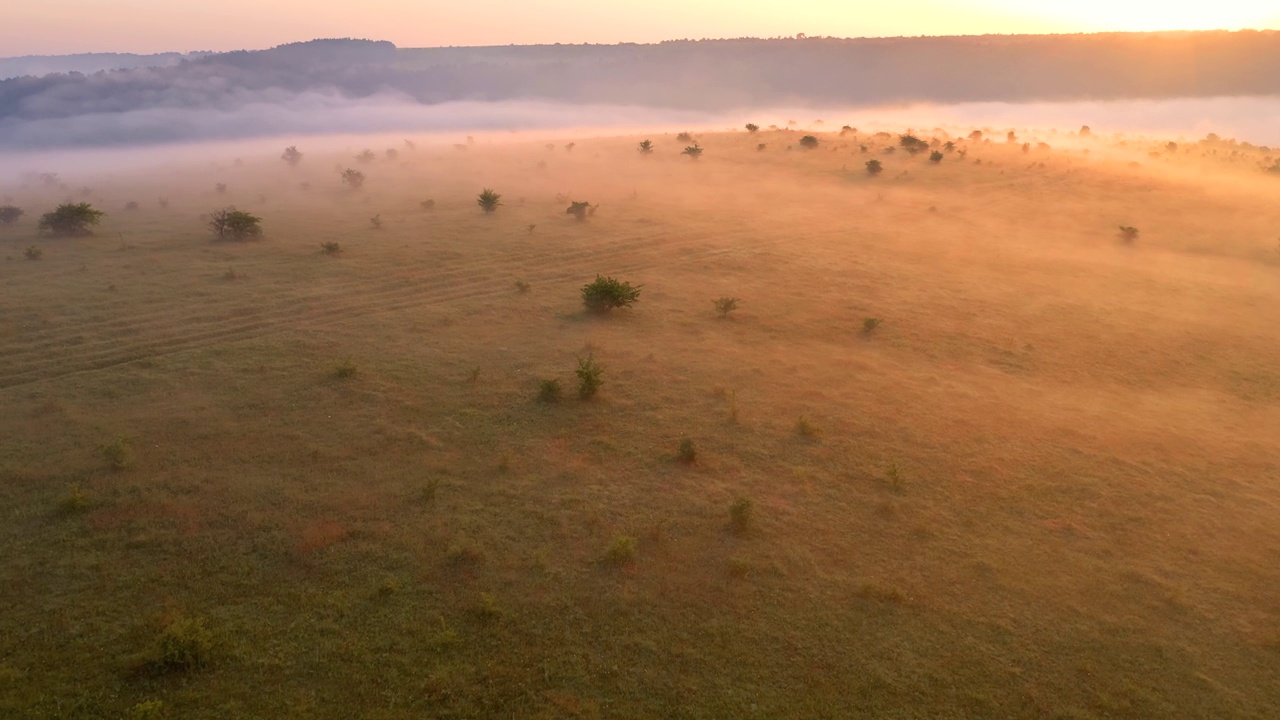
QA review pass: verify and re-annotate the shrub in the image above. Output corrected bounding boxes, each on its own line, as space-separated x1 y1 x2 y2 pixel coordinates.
566 201 592 220
320 241 342 255
862 317 882 334
58 485 91 514
153 617 213 672
100 436 133 470
799 135 819 149
581 275 641 313
369 214 382 230
683 144 704 160
477 188 502 213
729 497 754 535
207 207 263 241
757 143 767 152
943 141 956 152
214 183 227 195
713 296 739 318
420 199 436 210
514 279 531 293
281 146 303 166
124 201 139 211
1119 226 1140 242
865 160 884 175
795 416 821 440
576 354 603 399
340 168 365 190
677 438 697 464
0 205 24 224
38 203 105 236
537 378 562 403
385 148 399 161
638 139 654 155
676 131 694 142
23 245 42 260
885 462 904 492
929 151 944 164
334 358 358 378
603 535 637 566
355 149 376 163
745 123 759 133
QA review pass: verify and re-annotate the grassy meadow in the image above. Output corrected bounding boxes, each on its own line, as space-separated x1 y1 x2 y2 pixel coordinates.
1 125 1279 719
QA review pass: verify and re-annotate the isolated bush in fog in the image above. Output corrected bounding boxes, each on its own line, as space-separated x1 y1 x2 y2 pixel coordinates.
355 149 376 164
281 146 303 166
1118 226 1140 243
576 354 604 399
566 201 593 220
713 297 739 318
638 139 654 155
677 132 694 142
865 160 884 175
207 208 263 241
341 168 365 190
930 151 944 164
477 188 502 213
683 144 703 160
581 275 640 313
0 205 24 225
38 202 104 236
745 123 759 133
899 135 928 154
799 135 819 149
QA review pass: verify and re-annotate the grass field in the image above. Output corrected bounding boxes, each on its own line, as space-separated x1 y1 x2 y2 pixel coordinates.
2 126 1279 719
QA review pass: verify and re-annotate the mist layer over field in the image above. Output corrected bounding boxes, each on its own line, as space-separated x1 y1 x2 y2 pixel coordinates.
1 120 1278 718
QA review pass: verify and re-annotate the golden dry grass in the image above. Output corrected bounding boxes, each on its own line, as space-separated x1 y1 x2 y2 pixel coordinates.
1 127 1278 718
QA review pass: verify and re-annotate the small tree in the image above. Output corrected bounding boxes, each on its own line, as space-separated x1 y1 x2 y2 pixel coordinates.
281 146 303 166
207 208 263 241
943 141 956 152
638 139 654 155
477 188 502 213
745 123 760 133
929 151 944 164
0 205 23 225
799 135 819 149
38 203 105 236
683 144 703 160
713 297 739 318
576 354 604 399
341 168 365 190
355 149 376 164
566 201 592 220
676 132 694 142
1118 226 1140 243
865 160 884 175
581 275 641 313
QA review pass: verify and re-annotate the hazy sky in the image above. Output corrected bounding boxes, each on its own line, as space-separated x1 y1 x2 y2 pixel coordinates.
5 0 1280 55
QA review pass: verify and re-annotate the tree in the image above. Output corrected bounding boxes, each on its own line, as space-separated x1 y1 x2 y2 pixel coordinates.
713 297 739 318
899 134 928 154
683 144 703 160
355 149 376 163
638 139 654 155
581 275 641 313
799 135 819 149
566 201 593 220
745 123 760 133
676 132 694 142
943 141 956 152
477 188 502 213
341 168 365 190
0 205 23 225
281 146 303 166
207 208 263 241
929 151 944 164
576 354 604 399
38 203 105 236
1118 226 1139 243
865 160 884 175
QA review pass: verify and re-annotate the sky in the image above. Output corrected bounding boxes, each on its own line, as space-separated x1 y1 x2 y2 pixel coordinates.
4 0 1280 55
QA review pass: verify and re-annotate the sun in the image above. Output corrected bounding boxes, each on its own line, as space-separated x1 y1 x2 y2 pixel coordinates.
999 0 1280 33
